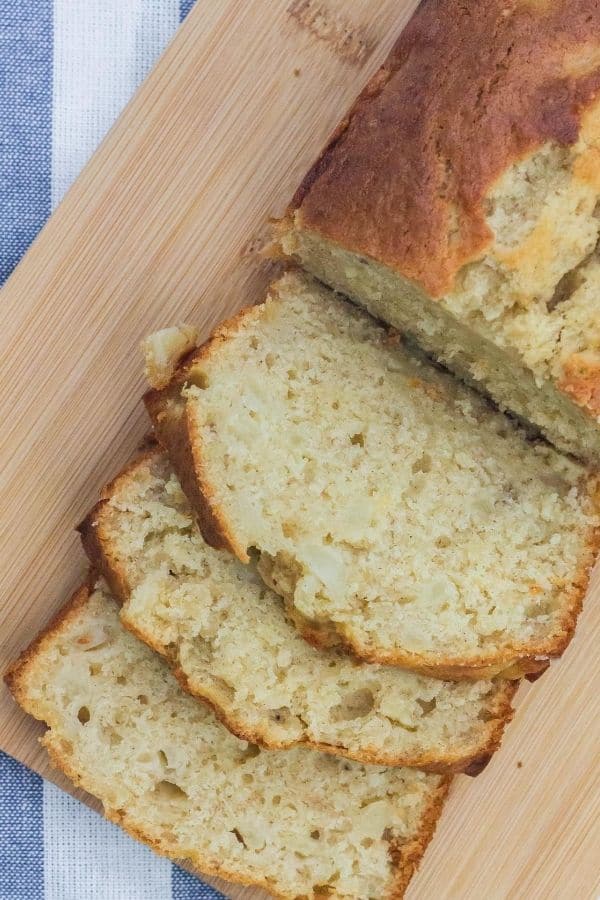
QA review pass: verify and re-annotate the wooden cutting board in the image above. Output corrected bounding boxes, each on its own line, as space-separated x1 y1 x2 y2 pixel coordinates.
0 1 598 897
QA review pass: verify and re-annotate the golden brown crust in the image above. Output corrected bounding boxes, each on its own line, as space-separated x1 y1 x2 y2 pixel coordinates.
80 448 517 773
77 446 166 600
558 352 600 418
8 584 448 900
145 380 238 557
5 583 94 695
291 0 600 297
79 504 131 602
144 310 263 563
388 776 451 900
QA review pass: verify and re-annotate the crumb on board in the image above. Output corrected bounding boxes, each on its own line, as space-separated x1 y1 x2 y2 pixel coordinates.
142 324 198 389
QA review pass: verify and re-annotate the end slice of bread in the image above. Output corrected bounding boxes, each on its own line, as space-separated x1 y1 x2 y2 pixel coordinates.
145 272 600 680
79 446 516 773
6 581 449 900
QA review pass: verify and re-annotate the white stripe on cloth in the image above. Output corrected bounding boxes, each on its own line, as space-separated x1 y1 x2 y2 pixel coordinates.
51 0 180 208
43 782 172 900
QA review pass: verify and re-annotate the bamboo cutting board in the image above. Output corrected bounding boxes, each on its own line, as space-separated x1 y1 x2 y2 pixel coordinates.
0 2 598 898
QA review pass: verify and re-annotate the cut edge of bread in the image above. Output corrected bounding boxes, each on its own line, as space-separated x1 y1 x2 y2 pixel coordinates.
78 446 518 774
5 581 451 900
143 276 600 681
144 317 255 563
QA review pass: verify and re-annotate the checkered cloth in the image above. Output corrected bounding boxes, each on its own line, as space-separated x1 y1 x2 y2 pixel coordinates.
0 2 223 897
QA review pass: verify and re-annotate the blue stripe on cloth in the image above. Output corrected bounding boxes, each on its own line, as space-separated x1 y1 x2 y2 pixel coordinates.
180 0 197 21
172 865 225 899
0 0 53 285
0 752 44 900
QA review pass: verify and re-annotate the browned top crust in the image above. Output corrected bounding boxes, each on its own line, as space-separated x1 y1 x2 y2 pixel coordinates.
293 0 600 297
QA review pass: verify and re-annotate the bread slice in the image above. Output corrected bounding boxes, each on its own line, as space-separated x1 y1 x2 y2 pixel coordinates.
145 271 600 680
6 580 449 900
277 0 600 462
79 445 516 773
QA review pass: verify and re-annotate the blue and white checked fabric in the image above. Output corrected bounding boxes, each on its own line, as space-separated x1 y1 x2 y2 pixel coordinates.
1 2 223 897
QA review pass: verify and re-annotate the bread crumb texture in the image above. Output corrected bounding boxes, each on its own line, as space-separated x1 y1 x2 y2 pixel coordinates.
8 583 448 899
178 272 599 671
284 0 600 459
87 448 515 770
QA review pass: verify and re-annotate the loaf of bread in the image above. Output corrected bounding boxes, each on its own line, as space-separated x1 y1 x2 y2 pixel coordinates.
6 580 449 899
145 271 600 680
277 0 600 462
79 445 516 772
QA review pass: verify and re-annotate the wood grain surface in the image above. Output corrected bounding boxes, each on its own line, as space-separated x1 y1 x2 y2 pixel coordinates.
0 2 598 898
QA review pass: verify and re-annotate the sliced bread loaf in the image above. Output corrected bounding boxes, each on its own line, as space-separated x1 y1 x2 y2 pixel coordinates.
145 271 600 680
6 580 449 900
277 0 600 462
79 446 516 772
